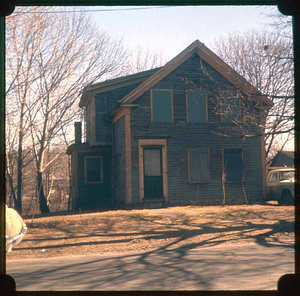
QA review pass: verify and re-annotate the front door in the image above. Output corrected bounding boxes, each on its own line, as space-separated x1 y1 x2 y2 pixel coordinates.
143 148 163 198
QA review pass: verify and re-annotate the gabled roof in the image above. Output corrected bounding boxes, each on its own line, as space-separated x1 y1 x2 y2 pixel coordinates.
79 68 161 108
280 151 295 159
272 150 295 161
117 40 272 108
270 150 295 168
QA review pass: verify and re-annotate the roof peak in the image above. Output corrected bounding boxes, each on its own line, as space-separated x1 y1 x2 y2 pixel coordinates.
115 40 272 107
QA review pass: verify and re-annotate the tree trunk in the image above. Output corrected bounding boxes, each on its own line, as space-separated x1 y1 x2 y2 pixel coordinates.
37 171 50 214
16 137 23 213
6 163 17 207
68 155 72 211
16 102 25 214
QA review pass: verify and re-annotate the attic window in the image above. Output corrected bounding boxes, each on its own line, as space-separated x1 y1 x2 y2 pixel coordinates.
186 90 207 123
220 90 240 123
84 156 103 184
151 89 173 123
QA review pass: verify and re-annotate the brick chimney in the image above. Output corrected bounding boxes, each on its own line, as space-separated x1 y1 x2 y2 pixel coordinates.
74 122 82 144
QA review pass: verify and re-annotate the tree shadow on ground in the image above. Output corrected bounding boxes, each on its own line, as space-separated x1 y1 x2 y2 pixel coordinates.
8 206 295 290
14 207 294 254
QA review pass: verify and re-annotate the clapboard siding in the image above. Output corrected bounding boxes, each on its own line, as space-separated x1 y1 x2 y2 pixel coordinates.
94 83 141 143
130 55 263 205
85 100 92 143
95 96 112 142
114 116 126 204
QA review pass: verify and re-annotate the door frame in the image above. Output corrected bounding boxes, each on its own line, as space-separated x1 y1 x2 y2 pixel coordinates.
138 139 168 203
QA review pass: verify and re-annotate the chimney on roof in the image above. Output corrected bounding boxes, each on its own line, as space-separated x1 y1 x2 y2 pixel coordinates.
74 122 82 144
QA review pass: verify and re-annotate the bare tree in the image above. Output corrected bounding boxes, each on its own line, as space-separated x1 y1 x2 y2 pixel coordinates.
5 8 40 213
211 29 294 162
6 7 129 213
128 45 167 74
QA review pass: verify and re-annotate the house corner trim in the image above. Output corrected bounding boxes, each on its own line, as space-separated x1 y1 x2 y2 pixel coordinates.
91 95 96 145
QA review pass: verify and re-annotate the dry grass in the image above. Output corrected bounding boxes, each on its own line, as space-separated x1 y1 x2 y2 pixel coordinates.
7 204 294 260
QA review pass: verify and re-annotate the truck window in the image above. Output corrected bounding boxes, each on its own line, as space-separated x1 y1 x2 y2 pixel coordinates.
280 171 295 181
269 172 278 182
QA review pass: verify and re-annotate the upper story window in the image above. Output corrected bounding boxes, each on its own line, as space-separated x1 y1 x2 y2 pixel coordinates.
151 89 173 123
84 156 103 184
186 90 207 123
223 148 243 182
220 90 240 123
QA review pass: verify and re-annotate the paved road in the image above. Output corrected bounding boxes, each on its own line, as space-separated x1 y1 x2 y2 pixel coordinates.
7 242 294 291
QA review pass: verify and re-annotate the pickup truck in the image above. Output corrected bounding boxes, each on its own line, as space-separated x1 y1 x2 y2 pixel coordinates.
266 168 295 205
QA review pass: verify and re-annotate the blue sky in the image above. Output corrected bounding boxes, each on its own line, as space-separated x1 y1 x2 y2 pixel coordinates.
88 5 279 59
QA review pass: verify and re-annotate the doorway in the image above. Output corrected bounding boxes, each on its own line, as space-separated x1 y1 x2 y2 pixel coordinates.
138 139 168 202
143 148 163 198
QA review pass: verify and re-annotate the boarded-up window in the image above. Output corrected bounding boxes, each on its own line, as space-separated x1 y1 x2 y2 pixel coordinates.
186 91 207 123
223 149 243 182
151 89 173 123
221 91 240 123
188 148 210 183
84 156 103 184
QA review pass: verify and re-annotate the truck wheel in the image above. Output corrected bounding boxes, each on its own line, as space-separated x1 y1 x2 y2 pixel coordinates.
281 191 294 206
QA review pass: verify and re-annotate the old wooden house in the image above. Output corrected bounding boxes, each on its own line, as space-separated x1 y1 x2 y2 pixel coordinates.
67 40 273 210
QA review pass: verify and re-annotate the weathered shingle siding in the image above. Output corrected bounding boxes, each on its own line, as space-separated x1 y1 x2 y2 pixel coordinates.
114 116 126 204
130 55 264 205
95 96 112 143
85 100 92 144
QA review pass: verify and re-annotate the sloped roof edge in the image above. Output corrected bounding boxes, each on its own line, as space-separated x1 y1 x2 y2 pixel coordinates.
118 40 273 108
276 151 294 159
79 67 161 108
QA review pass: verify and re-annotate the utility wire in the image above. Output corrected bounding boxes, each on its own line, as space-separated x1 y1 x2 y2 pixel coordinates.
12 6 177 14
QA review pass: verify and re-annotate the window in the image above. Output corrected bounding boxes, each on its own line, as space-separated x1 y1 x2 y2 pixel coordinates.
186 90 207 123
188 148 210 183
84 156 103 184
280 171 295 181
223 149 243 182
220 91 240 123
151 89 173 123
269 172 278 182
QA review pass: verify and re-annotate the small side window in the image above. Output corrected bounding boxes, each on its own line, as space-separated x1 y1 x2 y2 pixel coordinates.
84 156 103 184
269 173 278 182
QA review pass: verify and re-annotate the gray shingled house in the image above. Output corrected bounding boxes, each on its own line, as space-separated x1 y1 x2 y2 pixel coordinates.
67 40 273 210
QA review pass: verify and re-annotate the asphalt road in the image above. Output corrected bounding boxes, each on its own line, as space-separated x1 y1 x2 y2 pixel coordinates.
7 242 294 291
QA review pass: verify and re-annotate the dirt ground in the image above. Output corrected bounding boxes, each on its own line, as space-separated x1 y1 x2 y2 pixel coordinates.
7 203 294 260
